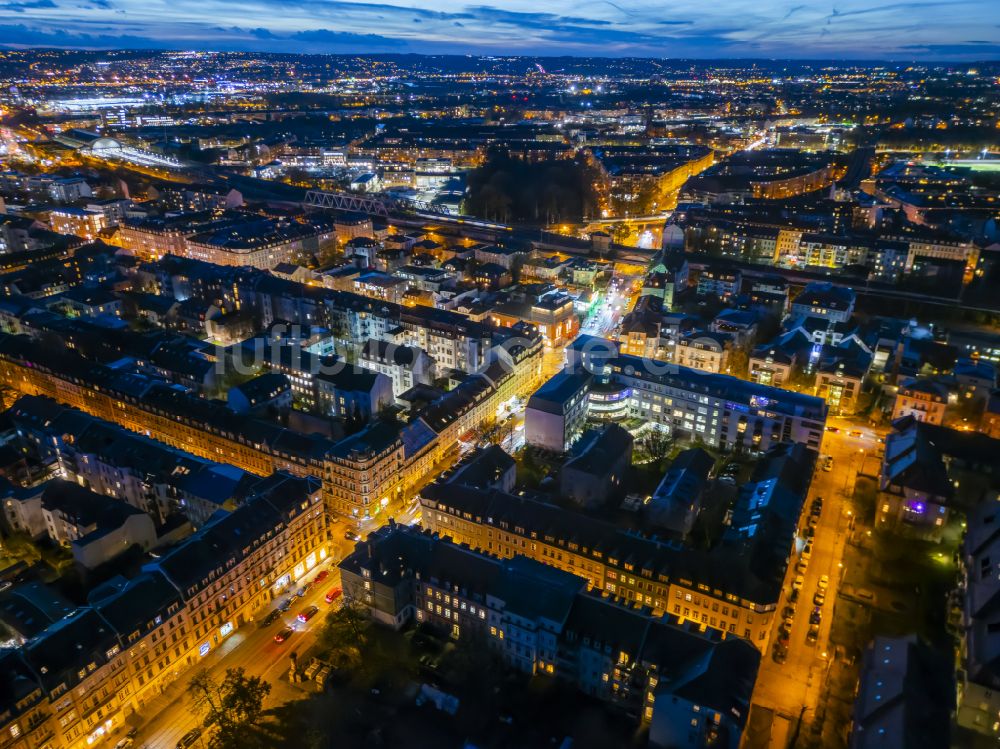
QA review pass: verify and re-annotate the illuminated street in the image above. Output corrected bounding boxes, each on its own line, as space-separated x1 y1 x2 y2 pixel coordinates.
749 419 884 741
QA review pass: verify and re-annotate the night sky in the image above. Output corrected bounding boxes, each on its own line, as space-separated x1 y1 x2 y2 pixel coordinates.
0 0 997 60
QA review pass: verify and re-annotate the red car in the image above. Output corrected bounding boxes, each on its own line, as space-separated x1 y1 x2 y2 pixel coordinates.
315 570 329 583
273 626 294 643
297 605 319 623
325 587 343 604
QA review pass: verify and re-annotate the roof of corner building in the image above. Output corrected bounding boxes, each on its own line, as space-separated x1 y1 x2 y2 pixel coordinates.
527 370 593 414
22 607 118 691
327 420 403 461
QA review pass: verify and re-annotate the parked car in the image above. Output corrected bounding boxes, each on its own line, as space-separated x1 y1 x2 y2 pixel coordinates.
295 585 308 598
325 587 343 604
801 542 812 561
114 738 133 749
795 560 808 575
789 589 800 604
177 729 201 749
274 626 294 643
818 574 830 590
823 456 834 472
793 575 805 591
813 590 826 607
259 609 281 627
782 605 795 619
772 643 787 664
297 605 319 623
809 607 822 625
806 625 820 645
315 570 330 583
277 598 292 612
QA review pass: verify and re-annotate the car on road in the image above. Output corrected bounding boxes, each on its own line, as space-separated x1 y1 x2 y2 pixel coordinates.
345 531 361 541
818 574 830 590
825 426 839 433
297 605 319 623
325 587 343 604
772 643 787 664
274 626 294 643
126 729 138 740
809 607 822 625
813 590 826 607
850 430 863 438
177 729 201 749
259 609 281 627
792 575 804 591
114 738 133 749
277 598 292 612
315 570 329 583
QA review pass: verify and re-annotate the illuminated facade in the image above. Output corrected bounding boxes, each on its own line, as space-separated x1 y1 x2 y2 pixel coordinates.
0 473 326 749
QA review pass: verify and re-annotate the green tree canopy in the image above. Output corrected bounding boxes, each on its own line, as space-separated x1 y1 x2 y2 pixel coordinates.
188 667 272 749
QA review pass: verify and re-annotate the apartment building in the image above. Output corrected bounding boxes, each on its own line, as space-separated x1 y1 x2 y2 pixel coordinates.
421 442 816 653
340 523 758 745
0 472 326 749
556 340 826 454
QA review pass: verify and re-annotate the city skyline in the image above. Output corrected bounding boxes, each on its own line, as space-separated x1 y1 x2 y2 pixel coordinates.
0 0 998 60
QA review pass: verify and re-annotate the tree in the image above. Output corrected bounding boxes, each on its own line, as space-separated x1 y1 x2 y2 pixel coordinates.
637 428 674 465
318 597 371 668
727 345 750 378
188 667 272 749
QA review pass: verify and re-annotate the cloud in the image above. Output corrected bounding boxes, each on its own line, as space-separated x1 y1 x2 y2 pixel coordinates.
0 0 996 60
0 22 405 52
897 41 1000 55
3 0 57 12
